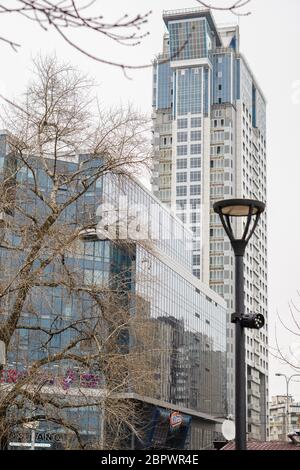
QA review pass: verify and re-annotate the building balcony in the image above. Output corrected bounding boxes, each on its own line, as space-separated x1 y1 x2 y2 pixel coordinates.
249 401 261 413
248 416 260 426
248 388 261 399
155 53 169 62
213 47 236 55
248 375 260 386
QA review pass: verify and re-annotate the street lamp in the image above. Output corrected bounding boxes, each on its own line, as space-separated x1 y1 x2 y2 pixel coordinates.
275 373 300 438
214 198 266 450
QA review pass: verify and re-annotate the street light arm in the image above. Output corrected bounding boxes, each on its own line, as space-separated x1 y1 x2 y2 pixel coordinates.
287 373 300 385
276 373 300 437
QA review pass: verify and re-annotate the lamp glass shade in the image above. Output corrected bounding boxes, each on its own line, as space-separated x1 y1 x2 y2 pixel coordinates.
213 199 265 218
221 205 259 217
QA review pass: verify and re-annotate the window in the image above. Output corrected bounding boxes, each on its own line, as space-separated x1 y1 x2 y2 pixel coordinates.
160 189 171 200
193 254 201 265
212 131 224 142
190 199 200 210
190 171 201 182
177 213 186 223
209 270 224 281
177 118 188 129
191 158 201 168
177 145 187 156
176 200 186 210
191 144 201 155
218 84 222 91
191 131 201 141
190 185 201 195
176 186 187 197
177 132 187 142
218 57 222 64
176 159 187 169
191 117 201 128
176 172 187 183
191 212 200 223
193 240 201 250
191 226 200 236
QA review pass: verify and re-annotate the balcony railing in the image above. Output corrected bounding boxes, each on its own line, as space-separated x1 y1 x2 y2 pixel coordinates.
213 47 235 55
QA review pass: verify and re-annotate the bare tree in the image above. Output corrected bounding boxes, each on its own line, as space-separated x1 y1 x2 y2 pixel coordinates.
271 294 300 373
0 54 164 449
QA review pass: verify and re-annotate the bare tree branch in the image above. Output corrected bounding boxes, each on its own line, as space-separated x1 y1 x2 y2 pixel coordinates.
196 0 251 16
0 1 253 74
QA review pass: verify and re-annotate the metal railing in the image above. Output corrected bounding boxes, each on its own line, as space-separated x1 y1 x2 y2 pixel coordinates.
213 47 236 55
163 7 208 17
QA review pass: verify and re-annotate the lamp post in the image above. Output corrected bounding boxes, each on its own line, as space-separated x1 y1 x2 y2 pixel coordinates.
275 373 300 438
214 199 265 450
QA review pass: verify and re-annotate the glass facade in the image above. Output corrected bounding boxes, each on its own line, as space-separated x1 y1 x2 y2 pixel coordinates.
135 247 226 415
0 138 227 448
169 19 207 61
176 68 203 116
99 173 227 417
157 62 172 109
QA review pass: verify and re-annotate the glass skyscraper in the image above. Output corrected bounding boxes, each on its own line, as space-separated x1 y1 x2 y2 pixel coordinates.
152 7 268 440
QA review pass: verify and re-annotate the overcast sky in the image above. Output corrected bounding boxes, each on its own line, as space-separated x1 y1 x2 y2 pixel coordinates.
0 0 300 401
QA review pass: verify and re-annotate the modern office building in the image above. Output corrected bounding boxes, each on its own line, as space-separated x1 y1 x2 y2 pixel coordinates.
152 7 268 440
91 172 228 449
269 396 300 441
0 131 227 449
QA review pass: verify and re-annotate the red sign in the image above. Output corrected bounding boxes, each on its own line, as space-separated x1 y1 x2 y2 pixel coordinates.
169 411 183 429
0 368 104 389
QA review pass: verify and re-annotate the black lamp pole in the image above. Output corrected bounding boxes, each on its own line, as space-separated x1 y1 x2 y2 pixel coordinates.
213 199 265 451
233 239 247 450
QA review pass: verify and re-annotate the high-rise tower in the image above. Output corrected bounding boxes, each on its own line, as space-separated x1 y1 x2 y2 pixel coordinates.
152 7 268 440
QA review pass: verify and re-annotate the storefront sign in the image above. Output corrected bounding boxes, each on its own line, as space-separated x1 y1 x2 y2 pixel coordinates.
169 411 183 429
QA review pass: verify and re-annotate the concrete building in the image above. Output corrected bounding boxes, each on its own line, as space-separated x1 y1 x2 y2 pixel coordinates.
152 7 268 440
269 396 300 441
